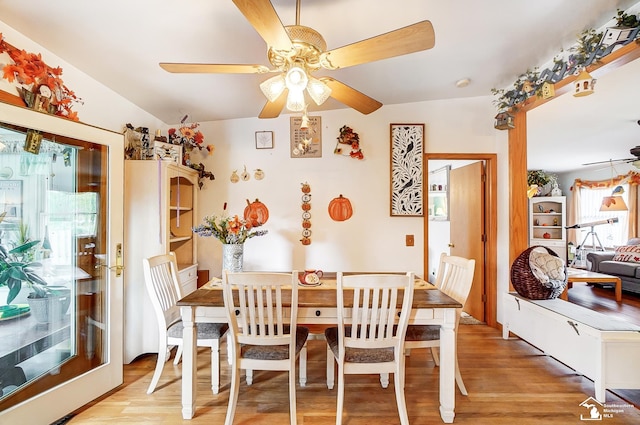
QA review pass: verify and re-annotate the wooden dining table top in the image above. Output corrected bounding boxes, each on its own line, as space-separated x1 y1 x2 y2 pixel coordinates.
177 272 462 309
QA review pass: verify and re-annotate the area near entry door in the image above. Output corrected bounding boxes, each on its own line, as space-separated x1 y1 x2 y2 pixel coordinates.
449 161 485 321
0 102 124 424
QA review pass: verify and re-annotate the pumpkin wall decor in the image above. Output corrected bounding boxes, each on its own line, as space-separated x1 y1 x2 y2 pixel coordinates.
328 194 353 221
300 182 312 245
243 198 269 227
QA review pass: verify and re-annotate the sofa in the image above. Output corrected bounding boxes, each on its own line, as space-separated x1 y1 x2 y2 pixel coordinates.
587 238 640 295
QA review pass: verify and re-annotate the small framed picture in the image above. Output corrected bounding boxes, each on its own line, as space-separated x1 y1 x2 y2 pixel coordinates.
255 131 274 149
154 141 182 164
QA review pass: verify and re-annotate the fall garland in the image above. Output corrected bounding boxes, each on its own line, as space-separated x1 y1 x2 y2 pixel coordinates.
0 32 81 120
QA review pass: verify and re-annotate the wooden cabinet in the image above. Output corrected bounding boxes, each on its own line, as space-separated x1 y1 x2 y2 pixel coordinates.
529 196 566 262
123 160 198 363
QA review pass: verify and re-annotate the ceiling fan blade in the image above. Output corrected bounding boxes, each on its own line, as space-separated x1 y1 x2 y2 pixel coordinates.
159 63 271 74
258 89 288 119
320 20 435 69
581 158 635 166
321 77 382 115
233 0 293 51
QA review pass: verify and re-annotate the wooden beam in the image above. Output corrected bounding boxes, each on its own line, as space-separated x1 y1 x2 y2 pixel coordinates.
508 111 528 268
508 41 640 269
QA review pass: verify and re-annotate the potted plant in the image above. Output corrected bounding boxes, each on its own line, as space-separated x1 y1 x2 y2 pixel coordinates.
0 217 70 322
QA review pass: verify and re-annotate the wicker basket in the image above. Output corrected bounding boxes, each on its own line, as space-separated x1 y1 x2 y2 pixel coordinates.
510 246 567 300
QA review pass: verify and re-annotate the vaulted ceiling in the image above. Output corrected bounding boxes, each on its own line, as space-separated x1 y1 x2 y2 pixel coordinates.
0 0 639 172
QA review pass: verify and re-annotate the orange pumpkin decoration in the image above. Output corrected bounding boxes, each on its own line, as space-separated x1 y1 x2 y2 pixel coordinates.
301 182 311 193
243 198 269 227
301 203 311 211
328 194 353 221
301 237 311 245
302 219 312 229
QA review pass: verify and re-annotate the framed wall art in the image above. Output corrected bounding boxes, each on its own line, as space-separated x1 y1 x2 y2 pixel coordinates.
153 141 182 164
290 116 321 158
390 123 424 216
255 131 274 149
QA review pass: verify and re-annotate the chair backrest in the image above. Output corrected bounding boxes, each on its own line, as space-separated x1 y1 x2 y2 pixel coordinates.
142 252 183 330
222 271 299 355
337 272 415 352
434 253 476 310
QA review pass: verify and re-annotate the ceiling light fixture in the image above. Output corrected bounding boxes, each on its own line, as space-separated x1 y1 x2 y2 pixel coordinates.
259 74 286 102
306 76 332 105
260 63 331 113
455 78 470 88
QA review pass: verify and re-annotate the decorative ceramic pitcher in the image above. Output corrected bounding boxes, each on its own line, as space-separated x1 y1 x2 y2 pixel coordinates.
300 269 323 285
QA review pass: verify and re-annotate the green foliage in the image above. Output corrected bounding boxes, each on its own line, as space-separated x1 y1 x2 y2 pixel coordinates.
0 240 49 304
527 170 551 187
614 9 640 27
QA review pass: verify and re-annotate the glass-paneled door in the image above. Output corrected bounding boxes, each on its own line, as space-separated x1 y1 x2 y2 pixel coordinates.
0 102 124 424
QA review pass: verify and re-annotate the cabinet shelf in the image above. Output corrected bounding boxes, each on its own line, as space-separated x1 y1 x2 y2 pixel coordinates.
169 236 192 243
529 196 566 262
170 206 193 212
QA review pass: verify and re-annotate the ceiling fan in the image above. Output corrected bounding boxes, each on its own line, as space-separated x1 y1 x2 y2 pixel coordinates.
159 0 435 118
582 145 640 169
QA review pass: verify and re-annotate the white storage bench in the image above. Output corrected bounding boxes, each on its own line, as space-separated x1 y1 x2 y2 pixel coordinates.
502 292 640 402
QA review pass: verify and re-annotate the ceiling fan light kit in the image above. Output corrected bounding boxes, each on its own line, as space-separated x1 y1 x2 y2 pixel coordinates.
160 0 435 118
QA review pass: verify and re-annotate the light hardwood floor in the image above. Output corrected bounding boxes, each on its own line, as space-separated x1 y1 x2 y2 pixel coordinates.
65 285 640 424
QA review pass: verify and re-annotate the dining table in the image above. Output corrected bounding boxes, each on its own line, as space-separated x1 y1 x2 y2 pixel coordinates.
176 272 462 423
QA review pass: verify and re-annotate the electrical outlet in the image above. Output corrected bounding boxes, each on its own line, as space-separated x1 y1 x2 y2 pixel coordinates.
405 234 414 246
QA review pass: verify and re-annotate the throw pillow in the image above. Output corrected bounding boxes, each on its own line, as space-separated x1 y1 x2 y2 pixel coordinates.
529 248 566 289
612 245 640 263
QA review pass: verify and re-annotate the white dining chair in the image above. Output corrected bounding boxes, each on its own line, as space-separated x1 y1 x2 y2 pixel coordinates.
325 272 415 425
404 253 475 395
222 271 309 425
142 253 228 395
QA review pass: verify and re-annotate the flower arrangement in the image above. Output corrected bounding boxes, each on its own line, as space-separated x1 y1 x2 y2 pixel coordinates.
334 125 364 159
168 122 215 188
0 33 82 121
193 214 268 244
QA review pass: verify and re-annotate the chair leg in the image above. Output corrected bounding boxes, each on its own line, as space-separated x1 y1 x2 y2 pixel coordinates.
225 360 241 425
380 373 389 388
394 368 410 425
336 364 345 425
299 343 307 387
147 343 169 394
326 345 334 390
431 347 440 366
455 356 468 396
227 333 233 365
173 344 183 365
211 339 221 394
289 364 297 425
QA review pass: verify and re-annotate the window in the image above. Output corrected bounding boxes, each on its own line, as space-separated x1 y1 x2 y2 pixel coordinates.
578 185 629 248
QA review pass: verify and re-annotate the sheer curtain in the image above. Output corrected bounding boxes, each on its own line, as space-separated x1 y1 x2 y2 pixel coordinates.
570 171 640 248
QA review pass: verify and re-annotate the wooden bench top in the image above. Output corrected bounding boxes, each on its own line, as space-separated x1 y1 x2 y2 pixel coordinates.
509 293 640 332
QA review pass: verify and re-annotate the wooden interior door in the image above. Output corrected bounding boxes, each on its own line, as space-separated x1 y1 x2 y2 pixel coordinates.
449 161 486 321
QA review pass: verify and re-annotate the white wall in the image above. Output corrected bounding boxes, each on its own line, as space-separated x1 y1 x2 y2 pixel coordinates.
0 20 512 324
193 96 511 322
0 21 164 132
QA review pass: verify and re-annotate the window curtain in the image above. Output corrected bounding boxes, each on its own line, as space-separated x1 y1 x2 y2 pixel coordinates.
572 171 640 242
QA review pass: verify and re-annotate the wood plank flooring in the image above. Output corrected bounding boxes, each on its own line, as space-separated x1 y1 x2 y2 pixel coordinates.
65 285 640 424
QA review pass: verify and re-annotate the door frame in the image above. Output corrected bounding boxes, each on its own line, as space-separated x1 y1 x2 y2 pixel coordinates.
424 153 498 328
0 101 124 423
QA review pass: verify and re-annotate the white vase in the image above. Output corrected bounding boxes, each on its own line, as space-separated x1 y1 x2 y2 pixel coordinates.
222 244 244 273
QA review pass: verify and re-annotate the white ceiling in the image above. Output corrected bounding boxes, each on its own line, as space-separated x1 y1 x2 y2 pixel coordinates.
0 0 639 172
